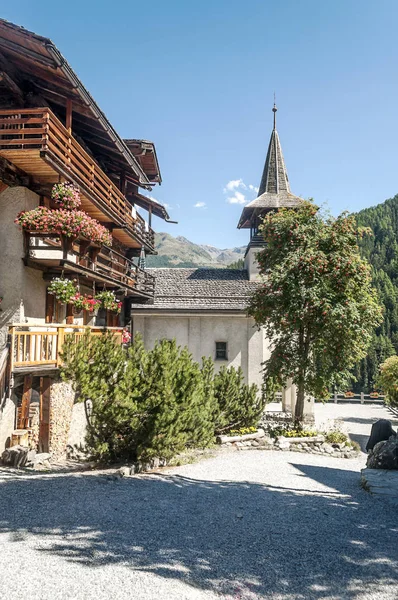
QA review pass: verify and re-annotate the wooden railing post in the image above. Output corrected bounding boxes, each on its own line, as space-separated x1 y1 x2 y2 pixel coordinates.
57 326 64 367
9 327 15 374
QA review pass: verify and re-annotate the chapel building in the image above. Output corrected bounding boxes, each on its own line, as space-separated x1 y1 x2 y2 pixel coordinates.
131 104 311 421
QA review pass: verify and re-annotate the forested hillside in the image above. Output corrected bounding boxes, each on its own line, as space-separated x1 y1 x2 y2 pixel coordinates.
352 195 398 391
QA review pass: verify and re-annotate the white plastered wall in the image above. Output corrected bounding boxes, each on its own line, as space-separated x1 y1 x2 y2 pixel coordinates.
133 313 270 388
0 186 48 349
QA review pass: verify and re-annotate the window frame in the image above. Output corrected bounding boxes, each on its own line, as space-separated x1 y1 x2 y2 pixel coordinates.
215 341 228 361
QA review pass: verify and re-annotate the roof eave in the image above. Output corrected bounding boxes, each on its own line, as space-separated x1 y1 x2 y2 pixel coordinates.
0 19 151 189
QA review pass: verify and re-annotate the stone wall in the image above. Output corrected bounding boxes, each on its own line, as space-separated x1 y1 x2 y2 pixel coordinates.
49 380 75 459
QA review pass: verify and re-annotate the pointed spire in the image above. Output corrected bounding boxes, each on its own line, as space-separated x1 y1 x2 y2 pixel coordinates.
258 103 290 197
237 103 303 229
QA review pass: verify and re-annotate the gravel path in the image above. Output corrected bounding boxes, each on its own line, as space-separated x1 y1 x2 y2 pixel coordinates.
0 406 397 600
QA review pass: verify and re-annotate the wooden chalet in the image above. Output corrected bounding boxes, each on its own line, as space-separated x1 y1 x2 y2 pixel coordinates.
0 19 172 457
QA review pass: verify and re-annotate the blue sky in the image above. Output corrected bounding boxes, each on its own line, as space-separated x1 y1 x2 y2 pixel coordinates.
3 1 398 247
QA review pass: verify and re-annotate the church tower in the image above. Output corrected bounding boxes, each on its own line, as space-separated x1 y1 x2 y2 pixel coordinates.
238 105 303 280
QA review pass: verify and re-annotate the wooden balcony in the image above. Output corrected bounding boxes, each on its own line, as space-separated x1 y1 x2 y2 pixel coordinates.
0 107 155 251
24 232 155 299
9 324 123 372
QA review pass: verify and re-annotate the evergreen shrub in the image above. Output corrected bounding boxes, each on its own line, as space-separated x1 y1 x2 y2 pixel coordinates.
61 333 262 462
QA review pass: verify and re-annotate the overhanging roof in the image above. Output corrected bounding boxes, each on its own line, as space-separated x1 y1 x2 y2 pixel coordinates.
124 139 162 184
133 193 177 223
0 19 151 189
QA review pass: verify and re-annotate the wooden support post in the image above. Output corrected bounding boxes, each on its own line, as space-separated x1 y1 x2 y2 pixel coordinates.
334 392 338 404
361 392 365 404
66 98 72 132
19 374 32 429
148 205 152 228
39 377 51 453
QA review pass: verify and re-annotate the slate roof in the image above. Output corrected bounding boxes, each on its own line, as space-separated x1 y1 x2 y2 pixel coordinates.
131 268 259 312
238 106 303 228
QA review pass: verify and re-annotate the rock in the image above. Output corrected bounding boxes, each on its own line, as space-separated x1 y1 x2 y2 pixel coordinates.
159 458 167 467
118 466 130 478
367 436 398 469
129 464 136 475
1 445 29 468
277 438 291 450
26 449 36 466
151 457 160 468
35 453 51 464
251 440 260 447
366 419 396 452
321 443 334 454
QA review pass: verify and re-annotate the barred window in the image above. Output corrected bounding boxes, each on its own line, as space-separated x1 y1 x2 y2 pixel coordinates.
215 341 228 360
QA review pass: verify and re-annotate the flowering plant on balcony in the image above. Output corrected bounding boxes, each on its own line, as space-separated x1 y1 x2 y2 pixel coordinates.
95 291 123 313
51 182 81 210
15 207 112 247
122 329 131 344
83 296 101 313
47 278 77 304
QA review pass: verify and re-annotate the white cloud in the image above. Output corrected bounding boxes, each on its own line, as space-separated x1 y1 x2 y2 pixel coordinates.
226 191 246 205
223 178 246 193
223 179 258 206
194 201 206 208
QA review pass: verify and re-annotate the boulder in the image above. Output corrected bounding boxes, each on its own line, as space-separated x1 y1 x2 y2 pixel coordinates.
1 445 29 468
277 438 291 450
366 419 396 452
118 466 130 478
366 436 398 470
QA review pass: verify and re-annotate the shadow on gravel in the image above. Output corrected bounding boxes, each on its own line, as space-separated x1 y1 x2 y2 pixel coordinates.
0 464 397 600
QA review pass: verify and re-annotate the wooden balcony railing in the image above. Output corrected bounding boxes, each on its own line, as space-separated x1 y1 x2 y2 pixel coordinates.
9 324 124 371
0 107 155 251
25 232 155 298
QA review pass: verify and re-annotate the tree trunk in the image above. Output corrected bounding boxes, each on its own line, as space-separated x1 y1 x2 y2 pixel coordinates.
295 379 305 424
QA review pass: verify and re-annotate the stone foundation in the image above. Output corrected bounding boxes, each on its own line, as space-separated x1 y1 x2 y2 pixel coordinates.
49 380 75 459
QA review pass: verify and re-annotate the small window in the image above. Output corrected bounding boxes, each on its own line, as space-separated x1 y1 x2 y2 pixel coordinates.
215 341 228 360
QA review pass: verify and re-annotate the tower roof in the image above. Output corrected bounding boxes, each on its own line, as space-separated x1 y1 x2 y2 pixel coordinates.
237 105 303 229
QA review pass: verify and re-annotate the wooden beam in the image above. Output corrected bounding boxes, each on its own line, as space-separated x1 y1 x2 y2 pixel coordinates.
0 71 24 101
0 156 31 187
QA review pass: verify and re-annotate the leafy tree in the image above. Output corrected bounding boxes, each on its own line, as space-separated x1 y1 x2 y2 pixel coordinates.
376 355 398 407
248 201 383 422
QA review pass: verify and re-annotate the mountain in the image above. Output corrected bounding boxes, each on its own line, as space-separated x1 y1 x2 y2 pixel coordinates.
146 233 246 268
352 194 398 392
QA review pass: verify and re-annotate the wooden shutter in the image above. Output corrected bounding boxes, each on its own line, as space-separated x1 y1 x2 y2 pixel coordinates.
66 303 74 325
45 291 55 323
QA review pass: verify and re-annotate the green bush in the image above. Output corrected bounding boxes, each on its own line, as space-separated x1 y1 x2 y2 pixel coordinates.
324 430 348 444
61 333 263 463
213 366 262 434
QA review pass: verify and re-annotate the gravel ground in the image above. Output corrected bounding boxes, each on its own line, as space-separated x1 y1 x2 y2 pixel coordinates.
0 405 397 600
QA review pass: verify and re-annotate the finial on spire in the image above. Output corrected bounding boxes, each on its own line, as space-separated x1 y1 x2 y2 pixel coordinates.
272 94 277 130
